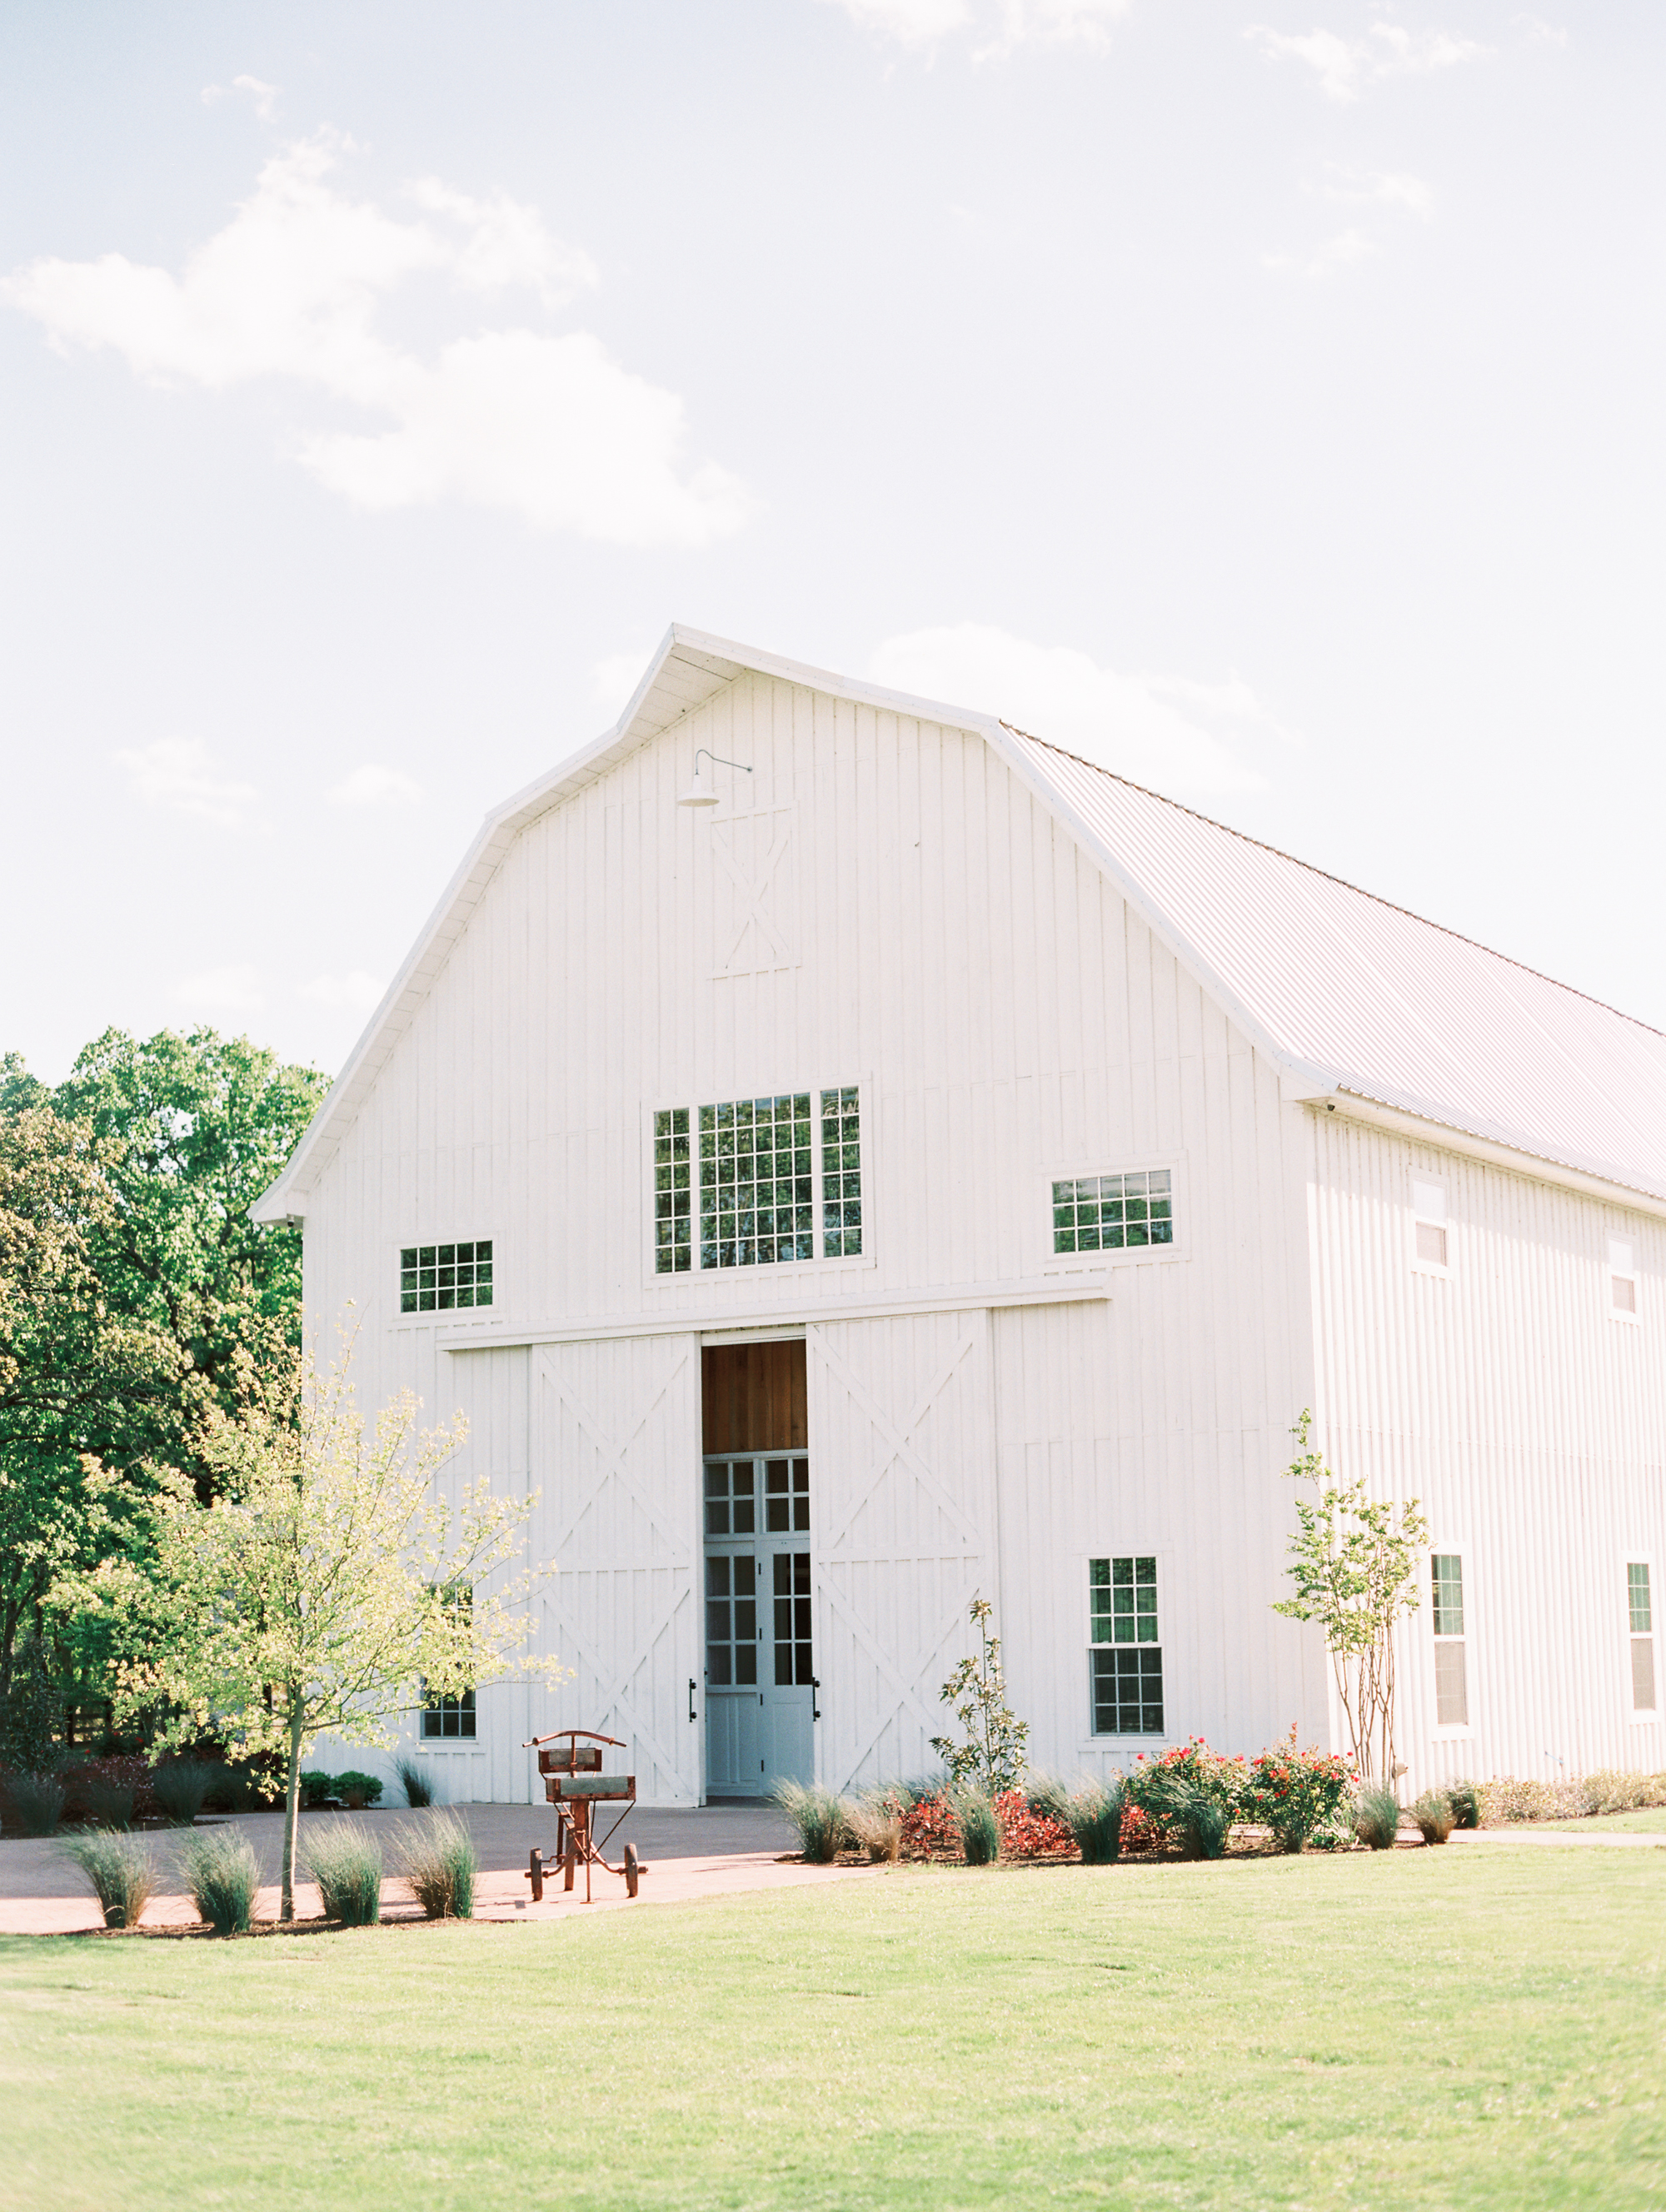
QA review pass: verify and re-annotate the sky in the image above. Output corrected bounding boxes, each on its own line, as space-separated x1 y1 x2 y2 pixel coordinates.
2 1 1662 1084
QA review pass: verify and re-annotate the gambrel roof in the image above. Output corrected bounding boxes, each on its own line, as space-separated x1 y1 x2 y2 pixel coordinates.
254 625 1666 1221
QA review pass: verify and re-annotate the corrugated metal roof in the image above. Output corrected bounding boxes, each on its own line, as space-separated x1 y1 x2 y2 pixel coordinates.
1008 729 1666 1204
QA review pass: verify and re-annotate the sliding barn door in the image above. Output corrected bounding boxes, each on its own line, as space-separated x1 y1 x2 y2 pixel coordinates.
531 1333 702 1805
806 1310 999 1792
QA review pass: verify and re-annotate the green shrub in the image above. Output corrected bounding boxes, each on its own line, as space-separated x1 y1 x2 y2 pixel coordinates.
182 1830 260 1935
81 1778 137 1828
772 1781 848 1863
152 1761 213 1826
1414 1789 1455 1846
333 1771 385 1808
1446 1779 1481 1830
951 1785 1000 1866
60 1828 156 1928
397 1810 476 1919
201 1761 265 1814
1352 1786 1401 1851
396 1757 433 1808
300 1770 339 1809
305 1820 384 1925
4 1771 67 1836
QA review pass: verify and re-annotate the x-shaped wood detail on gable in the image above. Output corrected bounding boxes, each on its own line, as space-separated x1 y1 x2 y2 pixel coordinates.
710 809 796 973
812 1328 985 1557
536 1348 692 1566
540 1582 691 1798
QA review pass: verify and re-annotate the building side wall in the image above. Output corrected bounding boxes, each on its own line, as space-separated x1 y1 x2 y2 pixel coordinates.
1309 1108 1666 1790
298 669 1322 1797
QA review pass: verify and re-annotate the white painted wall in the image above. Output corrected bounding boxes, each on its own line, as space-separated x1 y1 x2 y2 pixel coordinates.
1309 1108 1666 1792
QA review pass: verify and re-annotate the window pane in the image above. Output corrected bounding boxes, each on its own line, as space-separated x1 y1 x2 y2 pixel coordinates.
1055 1169 1174 1257
821 1088 863 1258
1632 1637 1656 1713
1629 1562 1653 1636
1434 1640 1468 1726
1090 1646 1164 1736
701 1095 814 1268
1416 1221 1449 1267
400 1238 495 1308
653 1109 694 1273
1431 1554 1464 1638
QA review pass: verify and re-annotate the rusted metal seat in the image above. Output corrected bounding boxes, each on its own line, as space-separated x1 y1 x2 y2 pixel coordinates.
520 1729 642 1902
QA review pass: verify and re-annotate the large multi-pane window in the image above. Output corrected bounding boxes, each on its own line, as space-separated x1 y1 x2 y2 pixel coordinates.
1629 1562 1656 1712
1432 1552 1468 1726
1053 1170 1172 1255
653 1086 862 1272
1089 1556 1164 1735
401 1241 493 1313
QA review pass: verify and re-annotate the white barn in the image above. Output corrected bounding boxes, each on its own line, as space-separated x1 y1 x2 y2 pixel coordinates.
255 627 1665 1806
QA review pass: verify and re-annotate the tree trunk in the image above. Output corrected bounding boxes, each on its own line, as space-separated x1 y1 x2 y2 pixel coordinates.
281 1707 305 1923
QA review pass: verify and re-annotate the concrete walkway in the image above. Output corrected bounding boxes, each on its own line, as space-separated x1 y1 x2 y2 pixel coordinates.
0 1801 870 1935
1451 1824 1666 1851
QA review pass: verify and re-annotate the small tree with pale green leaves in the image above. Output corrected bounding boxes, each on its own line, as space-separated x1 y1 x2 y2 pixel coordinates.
57 1333 561 1921
930 1594 1029 1796
1273 1411 1429 1784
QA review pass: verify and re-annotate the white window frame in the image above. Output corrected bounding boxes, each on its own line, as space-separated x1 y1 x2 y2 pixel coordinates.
390 1236 499 1328
1608 1235 1641 1327
1040 1153 1186 1278
1077 1544 1176 1753
1626 1555 1657 1721
1429 1547 1474 1739
641 1079 875 1288
1410 1175 1453 1278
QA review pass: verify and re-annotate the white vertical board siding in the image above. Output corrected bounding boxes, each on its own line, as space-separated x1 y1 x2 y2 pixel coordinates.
1310 1108 1666 1788
296 666 1322 1791
528 1333 702 1805
807 1311 998 1791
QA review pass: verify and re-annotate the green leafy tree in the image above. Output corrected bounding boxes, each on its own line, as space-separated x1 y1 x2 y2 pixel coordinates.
1273 1412 1430 1783
60 1335 560 1921
0 1105 177 1706
930 1594 1029 1796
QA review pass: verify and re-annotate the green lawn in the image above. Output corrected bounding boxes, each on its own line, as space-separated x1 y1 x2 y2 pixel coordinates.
2 1850 1664 2211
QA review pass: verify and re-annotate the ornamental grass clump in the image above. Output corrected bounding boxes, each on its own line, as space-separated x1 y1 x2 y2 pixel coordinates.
60 1828 156 1928
1414 1788 1455 1846
4 1772 67 1836
152 1761 213 1826
952 1785 1001 1866
396 1756 433 1808
772 1781 849 1864
1028 1774 1125 1865
1352 1784 1402 1851
81 1778 137 1829
397 1809 477 1919
182 1829 261 1936
306 1820 385 1925
1125 1738 1243 1857
1447 1779 1481 1830
845 1795 903 1863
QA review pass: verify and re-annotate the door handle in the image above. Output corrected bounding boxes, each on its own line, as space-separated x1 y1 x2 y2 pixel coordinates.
688 1678 697 1725
811 1676 821 1723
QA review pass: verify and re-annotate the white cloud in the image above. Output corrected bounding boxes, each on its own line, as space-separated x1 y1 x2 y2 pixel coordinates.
112 737 261 830
299 969 387 1012
202 75 281 122
870 625 1279 795
4 132 748 548
173 964 265 1013
823 0 1128 52
1323 167 1434 220
591 649 657 715
327 763 424 805
1245 22 1489 102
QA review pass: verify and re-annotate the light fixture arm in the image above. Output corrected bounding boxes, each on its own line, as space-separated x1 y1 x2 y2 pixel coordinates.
694 750 752 780
677 748 753 809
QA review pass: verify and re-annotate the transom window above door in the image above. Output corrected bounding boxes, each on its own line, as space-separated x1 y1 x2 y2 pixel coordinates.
653 1088 863 1273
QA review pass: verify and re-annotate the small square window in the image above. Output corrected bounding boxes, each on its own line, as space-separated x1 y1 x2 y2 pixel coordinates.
1054 1169 1172 1257
401 1240 493 1313
1416 1221 1448 1267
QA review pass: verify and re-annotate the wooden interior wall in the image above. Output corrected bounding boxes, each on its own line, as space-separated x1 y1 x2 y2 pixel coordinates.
702 1341 808 1453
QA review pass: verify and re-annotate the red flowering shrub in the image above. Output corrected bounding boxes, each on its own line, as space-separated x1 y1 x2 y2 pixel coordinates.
895 1788 1075 1861
57 1755 159 1824
1120 1803 1162 1855
1244 1727 1354 1851
1125 1737 1249 1851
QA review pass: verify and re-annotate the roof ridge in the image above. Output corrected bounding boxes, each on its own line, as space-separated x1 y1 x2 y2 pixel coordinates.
1004 724 1666 1045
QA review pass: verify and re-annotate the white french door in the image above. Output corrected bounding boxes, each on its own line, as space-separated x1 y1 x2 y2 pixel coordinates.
704 1453 816 1796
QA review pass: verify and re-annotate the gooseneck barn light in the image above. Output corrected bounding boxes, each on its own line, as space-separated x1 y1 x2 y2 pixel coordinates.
677 748 753 809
